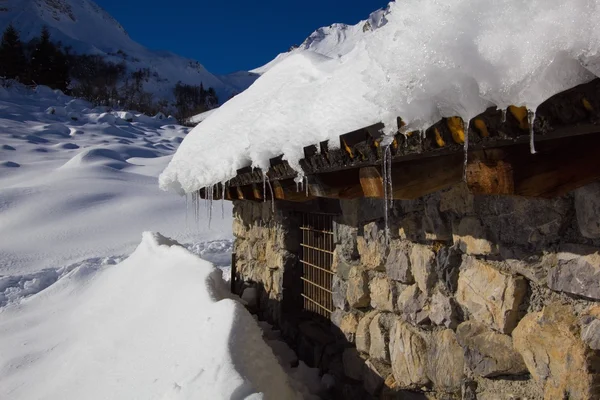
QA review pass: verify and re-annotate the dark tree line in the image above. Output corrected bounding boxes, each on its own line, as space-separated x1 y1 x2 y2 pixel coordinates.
0 24 219 119
0 25 70 91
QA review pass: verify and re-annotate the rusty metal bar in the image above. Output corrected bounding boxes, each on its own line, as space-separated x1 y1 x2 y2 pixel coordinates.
301 294 333 314
300 243 334 254
301 277 334 294
299 227 334 235
300 260 335 275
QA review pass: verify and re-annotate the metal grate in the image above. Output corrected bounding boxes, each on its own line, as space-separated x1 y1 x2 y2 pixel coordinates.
300 212 334 319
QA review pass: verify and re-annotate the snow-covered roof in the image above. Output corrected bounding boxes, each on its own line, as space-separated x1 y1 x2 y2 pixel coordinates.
160 0 600 194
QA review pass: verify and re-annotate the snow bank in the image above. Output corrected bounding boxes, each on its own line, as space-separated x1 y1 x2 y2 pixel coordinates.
0 233 303 400
160 0 600 193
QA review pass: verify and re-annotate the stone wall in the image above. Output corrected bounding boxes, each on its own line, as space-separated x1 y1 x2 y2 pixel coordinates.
232 181 600 400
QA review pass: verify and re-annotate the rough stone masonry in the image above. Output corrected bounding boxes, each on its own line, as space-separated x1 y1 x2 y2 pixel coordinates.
232 181 600 400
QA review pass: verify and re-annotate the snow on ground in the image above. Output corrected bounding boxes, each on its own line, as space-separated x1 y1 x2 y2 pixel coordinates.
0 84 323 399
160 0 600 194
0 232 310 400
0 84 231 277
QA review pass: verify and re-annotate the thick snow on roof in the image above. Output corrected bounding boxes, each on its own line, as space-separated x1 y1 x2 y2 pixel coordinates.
160 0 600 194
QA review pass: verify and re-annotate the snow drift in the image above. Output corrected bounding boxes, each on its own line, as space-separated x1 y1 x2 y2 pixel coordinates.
0 232 303 400
160 0 600 194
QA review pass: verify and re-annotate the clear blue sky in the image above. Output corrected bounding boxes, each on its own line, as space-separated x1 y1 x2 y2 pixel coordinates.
95 0 390 75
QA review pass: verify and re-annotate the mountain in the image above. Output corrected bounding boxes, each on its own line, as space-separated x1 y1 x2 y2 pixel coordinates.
0 0 259 103
251 6 389 74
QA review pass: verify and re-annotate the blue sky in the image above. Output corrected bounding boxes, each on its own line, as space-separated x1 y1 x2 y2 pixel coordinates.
96 0 390 74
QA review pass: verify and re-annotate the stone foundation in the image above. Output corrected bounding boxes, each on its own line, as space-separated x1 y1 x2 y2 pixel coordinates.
232 181 600 400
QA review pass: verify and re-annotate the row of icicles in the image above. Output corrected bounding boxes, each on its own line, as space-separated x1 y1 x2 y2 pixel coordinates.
186 106 539 236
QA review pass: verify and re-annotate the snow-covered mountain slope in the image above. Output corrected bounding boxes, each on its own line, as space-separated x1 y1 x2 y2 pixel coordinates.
251 7 389 74
0 0 258 102
0 83 233 276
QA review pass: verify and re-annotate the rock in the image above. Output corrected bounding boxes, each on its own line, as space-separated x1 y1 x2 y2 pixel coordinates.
332 276 349 310
435 245 462 293
422 195 452 241
475 195 569 249
456 321 527 377
397 284 429 325
385 241 415 284
332 246 355 280
410 244 437 295
241 287 258 308
343 348 366 381
453 217 497 255
369 313 394 362
356 310 379 354
512 303 600 400
370 276 395 312
426 329 465 393
581 317 600 350
357 222 388 270
389 319 430 388
429 291 458 329
339 312 360 343
548 245 600 300
440 183 474 215
363 359 389 395
398 213 425 242
347 267 370 308
456 257 527 333
574 182 600 239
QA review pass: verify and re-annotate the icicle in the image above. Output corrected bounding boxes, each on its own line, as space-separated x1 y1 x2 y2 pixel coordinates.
528 110 537 154
305 175 309 197
185 193 189 229
296 180 300 193
263 174 267 203
221 182 225 219
462 120 470 182
383 144 391 246
501 108 507 123
266 178 275 213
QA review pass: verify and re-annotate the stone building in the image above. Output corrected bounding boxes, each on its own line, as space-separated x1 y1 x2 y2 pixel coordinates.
199 79 600 399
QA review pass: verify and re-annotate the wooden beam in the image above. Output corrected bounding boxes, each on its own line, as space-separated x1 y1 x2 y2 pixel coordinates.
307 170 364 199
251 183 264 201
466 134 600 198
359 167 385 198
272 179 315 202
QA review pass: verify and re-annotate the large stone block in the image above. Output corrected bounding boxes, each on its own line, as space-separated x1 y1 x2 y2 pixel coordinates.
456 257 527 333
581 305 600 351
429 290 458 329
369 313 394 363
357 222 388 270
332 276 349 310
426 329 465 393
346 267 370 308
332 245 356 280
356 310 379 354
369 276 395 312
453 217 497 256
548 245 600 300
389 319 430 388
456 321 527 377
512 303 600 400
475 195 569 248
574 182 600 239
385 241 414 284
397 284 429 325
435 245 462 293
440 183 474 215
422 195 452 241
363 359 389 395
410 244 437 295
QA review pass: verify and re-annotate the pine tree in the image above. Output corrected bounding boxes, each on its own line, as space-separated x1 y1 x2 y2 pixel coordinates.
0 24 27 81
29 26 70 91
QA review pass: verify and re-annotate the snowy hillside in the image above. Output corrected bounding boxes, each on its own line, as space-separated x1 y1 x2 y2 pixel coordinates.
251 6 389 74
0 84 324 399
0 0 259 102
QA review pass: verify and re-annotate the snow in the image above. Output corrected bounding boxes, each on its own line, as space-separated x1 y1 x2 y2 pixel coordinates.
0 232 306 400
160 0 600 194
0 84 323 399
0 83 232 276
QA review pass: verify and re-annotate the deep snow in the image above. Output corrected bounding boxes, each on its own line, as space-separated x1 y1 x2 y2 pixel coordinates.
161 0 600 194
0 84 324 399
0 232 308 400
